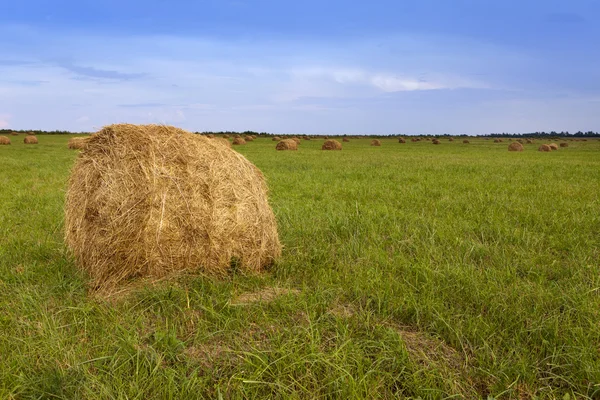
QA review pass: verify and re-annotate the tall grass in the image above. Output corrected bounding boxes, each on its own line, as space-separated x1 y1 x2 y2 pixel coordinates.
1 136 599 398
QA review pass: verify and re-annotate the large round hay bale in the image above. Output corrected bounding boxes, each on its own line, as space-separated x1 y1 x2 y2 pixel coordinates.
508 142 524 152
68 137 89 150
213 137 232 148
398 138 406 143
322 140 342 150
65 124 281 291
232 137 246 145
0 136 11 145
24 135 38 144
343 138 350 142
276 139 298 151
560 142 568 148
272 136 281 141
538 144 552 152
432 139 440 145
371 139 381 146
463 140 470 144
548 143 559 150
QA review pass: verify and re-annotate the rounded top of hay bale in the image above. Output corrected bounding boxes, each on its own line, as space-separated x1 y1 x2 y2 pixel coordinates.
212 137 232 148
276 139 298 151
24 135 38 144
463 139 470 143
548 143 559 150
0 136 11 145
371 139 381 146
64 124 281 292
398 138 406 143
508 142 524 152
10 131 19 136
232 137 246 145
244 136 254 141
272 136 281 141
448 138 454 141
432 139 440 144
322 139 342 150
343 137 350 142
290 137 301 145
538 144 551 152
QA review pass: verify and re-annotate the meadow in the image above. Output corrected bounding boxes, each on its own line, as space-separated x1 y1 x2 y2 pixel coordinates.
0 134 599 399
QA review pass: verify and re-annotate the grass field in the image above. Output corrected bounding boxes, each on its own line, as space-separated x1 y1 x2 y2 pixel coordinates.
1 135 599 399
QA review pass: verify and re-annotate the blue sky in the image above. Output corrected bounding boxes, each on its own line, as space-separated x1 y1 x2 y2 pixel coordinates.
1 0 599 134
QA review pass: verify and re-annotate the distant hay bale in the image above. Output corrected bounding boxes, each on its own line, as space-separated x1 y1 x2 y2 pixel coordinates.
432 139 440 145
24 135 38 144
548 143 559 150
68 137 89 150
343 137 350 142
560 142 568 147
371 139 381 146
493 139 500 143
448 138 454 142
538 144 552 152
411 138 418 142
526 139 533 144
324 136 329 140
206 134 215 139
303 137 311 140
322 139 342 150
0 136 11 145
64 124 281 292
508 142 524 152
10 132 18 136
272 136 281 141
517 139 523 143
232 137 246 145
234 134 241 139
398 138 406 143
463 140 470 144
245 136 254 142
276 139 298 151
223 135 230 139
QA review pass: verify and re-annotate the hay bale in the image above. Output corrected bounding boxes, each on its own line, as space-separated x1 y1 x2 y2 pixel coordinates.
213 137 232 148
343 138 350 142
223 135 230 139
411 138 418 142
272 136 281 141
276 139 298 151
303 137 311 140
560 142 568 148
493 139 500 143
322 140 342 150
291 137 301 145
432 139 440 145
206 134 215 138
245 136 254 142
508 142 524 152
0 136 11 145
398 138 406 143
548 143 559 150
68 137 89 150
538 144 552 152
234 134 241 139
10 132 18 136
64 124 281 291
232 137 246 145
371 139 381 146
526 139 533 144
24 135 38 144
448 138 454 142
463 140 470 144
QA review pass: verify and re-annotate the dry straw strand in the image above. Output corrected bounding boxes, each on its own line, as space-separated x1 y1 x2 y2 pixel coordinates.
64 124 281 292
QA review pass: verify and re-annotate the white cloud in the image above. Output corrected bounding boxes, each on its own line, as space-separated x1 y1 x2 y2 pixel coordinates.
0 114 11 128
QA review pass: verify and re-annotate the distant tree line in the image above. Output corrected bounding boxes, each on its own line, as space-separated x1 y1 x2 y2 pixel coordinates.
1 128 598 137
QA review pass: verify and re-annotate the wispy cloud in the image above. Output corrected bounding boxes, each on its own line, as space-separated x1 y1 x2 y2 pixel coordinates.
57 61 146 81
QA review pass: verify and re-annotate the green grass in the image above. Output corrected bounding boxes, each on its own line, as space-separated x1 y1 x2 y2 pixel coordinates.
1 135 599 399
